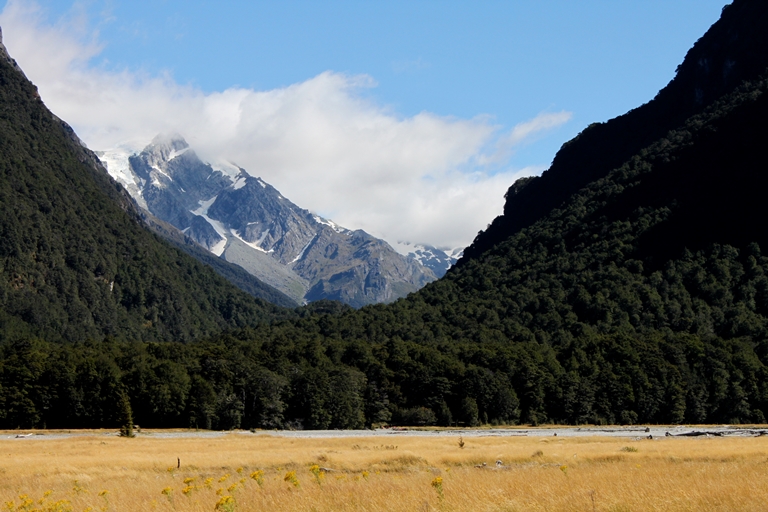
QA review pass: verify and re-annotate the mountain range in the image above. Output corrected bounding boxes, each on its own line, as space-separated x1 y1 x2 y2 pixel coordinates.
3 0 768 430
98 137 440 307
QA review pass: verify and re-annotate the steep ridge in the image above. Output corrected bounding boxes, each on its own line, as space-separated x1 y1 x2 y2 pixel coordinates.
101 136 436 307
0 33 289 343
462 0 768 262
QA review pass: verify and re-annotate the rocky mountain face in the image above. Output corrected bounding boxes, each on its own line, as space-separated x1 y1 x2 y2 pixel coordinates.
99 136 436 307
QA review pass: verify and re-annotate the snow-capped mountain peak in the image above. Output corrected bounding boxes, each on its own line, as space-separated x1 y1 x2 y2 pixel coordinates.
391 241 463 278
98 134 437 307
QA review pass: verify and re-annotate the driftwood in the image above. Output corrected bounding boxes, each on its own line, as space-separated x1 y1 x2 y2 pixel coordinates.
474 461 507 470
669 429 768 438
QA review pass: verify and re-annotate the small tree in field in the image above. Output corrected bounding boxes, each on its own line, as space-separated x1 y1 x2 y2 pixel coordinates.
119 392 135 438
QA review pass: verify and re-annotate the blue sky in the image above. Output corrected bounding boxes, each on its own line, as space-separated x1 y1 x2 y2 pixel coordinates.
0 0 728 249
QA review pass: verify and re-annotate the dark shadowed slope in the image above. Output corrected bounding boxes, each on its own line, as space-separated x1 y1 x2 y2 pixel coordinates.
462 0 768 263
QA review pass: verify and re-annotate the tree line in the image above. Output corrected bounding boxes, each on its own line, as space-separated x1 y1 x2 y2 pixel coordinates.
4 24 768 430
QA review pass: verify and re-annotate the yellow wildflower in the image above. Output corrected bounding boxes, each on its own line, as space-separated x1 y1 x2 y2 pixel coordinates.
284 470 300 488
250 470 264 487
431 476 444 499
214 495 235 512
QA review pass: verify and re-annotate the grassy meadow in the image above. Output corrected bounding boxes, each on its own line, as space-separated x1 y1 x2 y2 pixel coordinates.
2 430 768 511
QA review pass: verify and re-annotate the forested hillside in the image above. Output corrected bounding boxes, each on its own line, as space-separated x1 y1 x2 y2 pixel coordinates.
462 0 768 261
0 37 290 343
4 1 768 431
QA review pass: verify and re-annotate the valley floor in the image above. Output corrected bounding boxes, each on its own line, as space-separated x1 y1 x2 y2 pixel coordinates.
3 429 768 511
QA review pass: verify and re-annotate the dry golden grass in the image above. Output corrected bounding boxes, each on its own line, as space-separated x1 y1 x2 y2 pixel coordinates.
3 429 768 511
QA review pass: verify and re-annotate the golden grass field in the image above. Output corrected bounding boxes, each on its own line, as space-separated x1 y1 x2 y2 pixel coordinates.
2 429 768 511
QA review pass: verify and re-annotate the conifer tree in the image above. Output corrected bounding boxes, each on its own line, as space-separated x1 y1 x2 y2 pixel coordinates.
119 392 135 438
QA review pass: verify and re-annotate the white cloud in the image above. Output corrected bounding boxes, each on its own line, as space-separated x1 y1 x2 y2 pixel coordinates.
507 111 573 147
0 0 571 250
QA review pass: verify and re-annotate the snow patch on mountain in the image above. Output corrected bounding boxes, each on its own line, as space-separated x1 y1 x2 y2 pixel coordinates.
312 214 348 234
390 241 463 278
200 215 228 239
290 235 317 264
211 160 243 180
96 146 149 210
195 214 229 256
209 238 227 257
391 241 461 260
150 164 172 182
97 146 132 184
232 175 248 190
230 228 273 254
168 147 190 160
192 195 219 216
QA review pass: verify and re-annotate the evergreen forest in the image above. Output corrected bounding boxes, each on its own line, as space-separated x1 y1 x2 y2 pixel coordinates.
3 0 768 430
